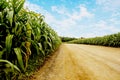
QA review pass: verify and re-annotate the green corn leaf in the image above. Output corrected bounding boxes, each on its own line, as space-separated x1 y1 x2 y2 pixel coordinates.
5 34 13 54
26 22 32 40
38 43 42 50
14 48 25 72
36 27 41 40
7 11 13 27
15 0 25 14
13 0 17 4
48 42 52 49
41 35 47 41
38 43 45 56
0 0 8 11
0 49 6 59
0 51 4 59
0 45 3 49
31 40 39 55
0 59 20 72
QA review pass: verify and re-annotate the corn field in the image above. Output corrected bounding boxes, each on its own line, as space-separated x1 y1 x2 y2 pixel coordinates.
70 33 120 47
0 0 61 79
60 36 78 42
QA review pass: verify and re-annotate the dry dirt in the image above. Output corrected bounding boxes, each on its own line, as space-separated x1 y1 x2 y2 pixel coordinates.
32 44 120 80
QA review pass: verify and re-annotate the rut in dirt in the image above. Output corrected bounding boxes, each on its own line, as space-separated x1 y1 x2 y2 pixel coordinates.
32 44 120 80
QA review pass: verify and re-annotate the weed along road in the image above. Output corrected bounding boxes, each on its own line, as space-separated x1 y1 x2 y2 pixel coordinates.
32 44 120 80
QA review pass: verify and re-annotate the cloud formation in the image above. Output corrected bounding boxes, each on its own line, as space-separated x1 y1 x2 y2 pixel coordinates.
24 0 120 38
96 0 120 11
71 5 94 20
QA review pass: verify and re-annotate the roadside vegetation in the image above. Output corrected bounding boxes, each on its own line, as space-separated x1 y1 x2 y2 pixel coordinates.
69 32 120 47
60 36 78 42
0 0 61 79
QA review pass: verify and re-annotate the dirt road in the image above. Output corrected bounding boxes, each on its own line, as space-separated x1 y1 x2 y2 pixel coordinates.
32 44 120 80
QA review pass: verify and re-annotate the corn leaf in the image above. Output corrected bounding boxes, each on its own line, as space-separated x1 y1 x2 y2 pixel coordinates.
0 59 20 72
26 22 32 40
14 48 24 72
7 11 13 27
5 34 13 54
15 0 25 14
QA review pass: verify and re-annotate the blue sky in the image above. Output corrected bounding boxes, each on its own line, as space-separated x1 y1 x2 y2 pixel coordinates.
24 0 120 38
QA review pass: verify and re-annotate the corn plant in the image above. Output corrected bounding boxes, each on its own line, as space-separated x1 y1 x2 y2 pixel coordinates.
69 32 120 47
0 0 61 79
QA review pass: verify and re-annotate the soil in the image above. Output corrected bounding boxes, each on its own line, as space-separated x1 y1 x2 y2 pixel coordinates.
31 44 120 80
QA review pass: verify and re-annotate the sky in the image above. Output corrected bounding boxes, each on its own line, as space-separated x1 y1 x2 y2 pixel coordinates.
24 0 120 38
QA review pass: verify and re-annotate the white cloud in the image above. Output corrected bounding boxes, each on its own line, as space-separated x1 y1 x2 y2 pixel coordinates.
52 6 64 14
94 20 120 33
51 6 71 17
96 0 120 11
24 1 120 38
78 19 120 38
24 1 100 38
111 12 120 17
24 1 57 25
51 5 94 20
50 5 94 37
71 5 94 20
24 1 44 13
